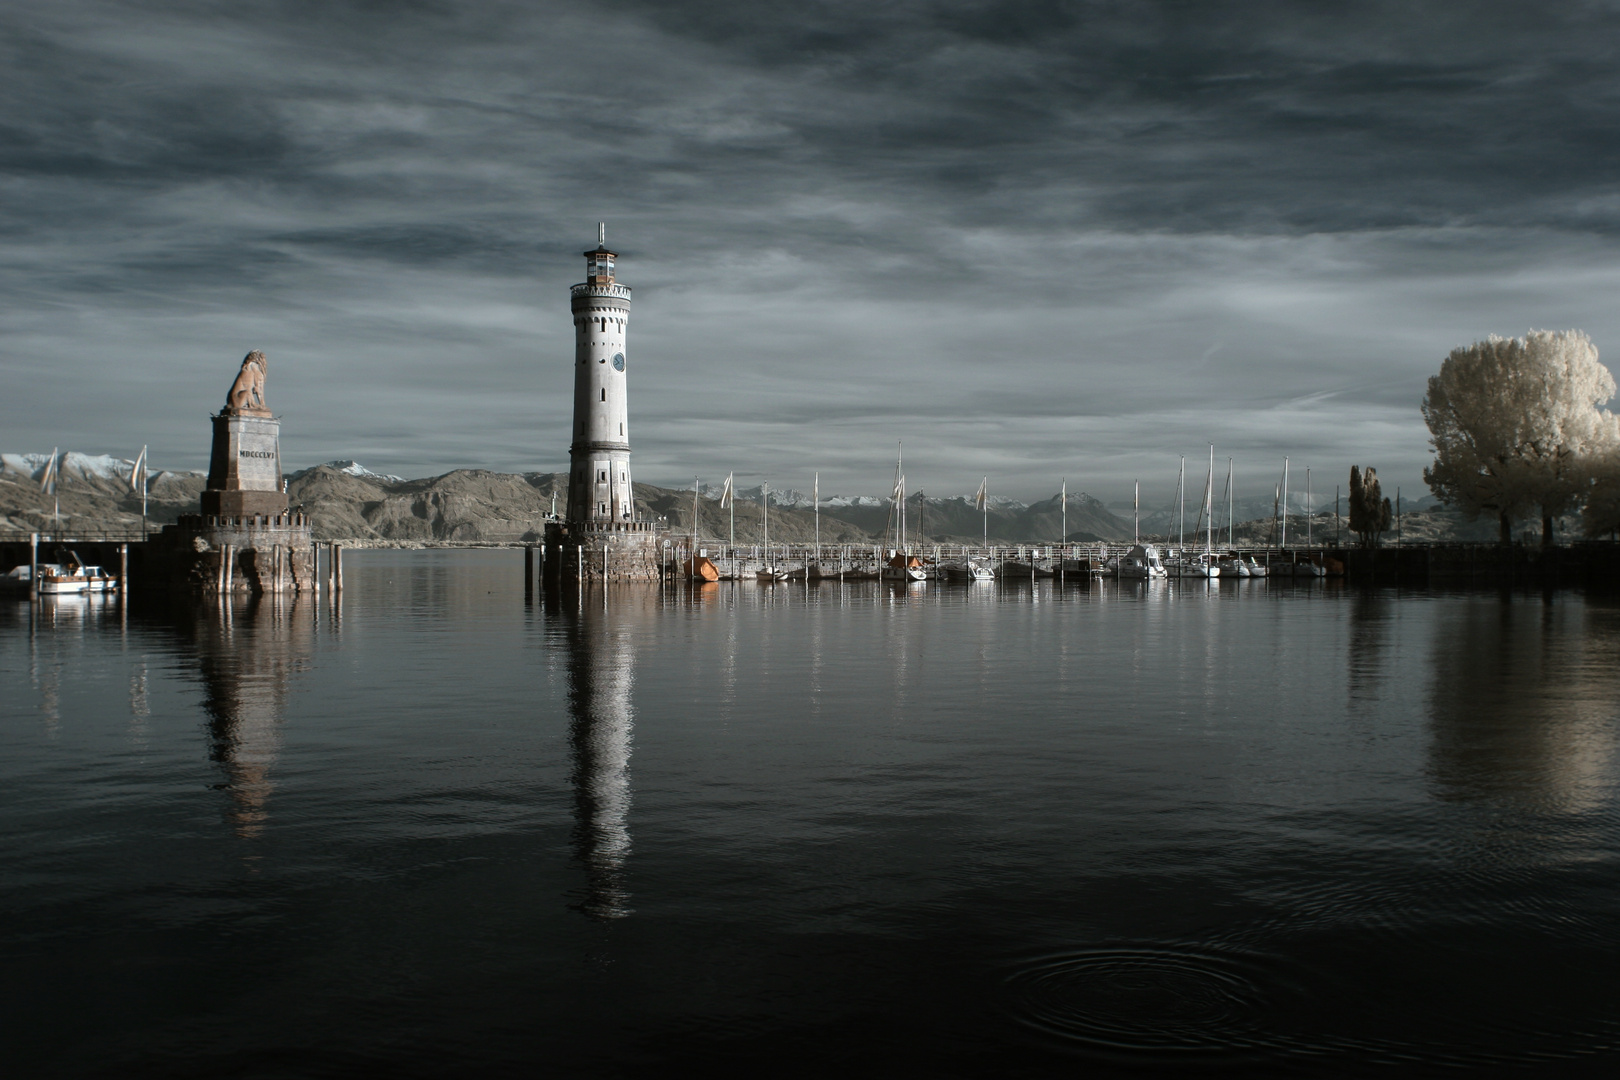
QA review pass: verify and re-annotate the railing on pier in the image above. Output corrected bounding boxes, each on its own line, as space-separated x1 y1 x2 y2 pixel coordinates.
0 528 157 543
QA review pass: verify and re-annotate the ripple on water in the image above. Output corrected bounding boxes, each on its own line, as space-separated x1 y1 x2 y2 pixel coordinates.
1004 944 1283 1060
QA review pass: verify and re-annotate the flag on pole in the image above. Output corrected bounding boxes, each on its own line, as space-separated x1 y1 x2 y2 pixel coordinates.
129 445 147 493
718 472 734 508
975 476 988 511
39 448 58 494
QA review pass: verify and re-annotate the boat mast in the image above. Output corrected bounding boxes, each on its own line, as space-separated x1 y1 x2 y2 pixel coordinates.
1281 457 1289 548
1061 478 1067 548
1306 467 1312 547
982 477 989 549
814 471 820 568
138 444 149 536
1227 458 1234 548
762 480 769 561
1178 456 1185 549
898 441 905 555
1206 444 1215 555
1134 480 1139 546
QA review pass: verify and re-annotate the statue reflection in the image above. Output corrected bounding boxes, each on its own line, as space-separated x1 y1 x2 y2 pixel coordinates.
554 586 656 919
1428 596 1619 813
186 594 310 838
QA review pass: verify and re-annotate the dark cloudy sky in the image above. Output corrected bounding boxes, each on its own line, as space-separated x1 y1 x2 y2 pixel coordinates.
5 0 1620 504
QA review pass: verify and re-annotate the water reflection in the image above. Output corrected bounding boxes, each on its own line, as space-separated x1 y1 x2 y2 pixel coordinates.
1346 589 1394 714
1427 596 1620 812
184 595 311 838
556 587 653 919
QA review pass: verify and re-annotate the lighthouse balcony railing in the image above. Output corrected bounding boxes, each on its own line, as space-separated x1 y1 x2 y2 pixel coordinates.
566 519 664 535
569 283 632 300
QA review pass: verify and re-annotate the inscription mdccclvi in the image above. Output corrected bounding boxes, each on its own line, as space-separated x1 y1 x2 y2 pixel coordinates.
233 421 281 489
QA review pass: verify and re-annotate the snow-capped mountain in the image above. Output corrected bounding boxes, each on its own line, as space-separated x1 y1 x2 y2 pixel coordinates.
290 461 406 484
1 451 202 486
706 484 887 508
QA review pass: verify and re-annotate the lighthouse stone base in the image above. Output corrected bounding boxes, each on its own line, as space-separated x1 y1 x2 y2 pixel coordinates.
544 521 667 584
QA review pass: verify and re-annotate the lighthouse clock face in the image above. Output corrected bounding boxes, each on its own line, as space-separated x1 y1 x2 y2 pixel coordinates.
612 352 626 371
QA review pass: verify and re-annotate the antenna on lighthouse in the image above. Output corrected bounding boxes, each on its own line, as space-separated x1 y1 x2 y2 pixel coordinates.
598 222 606 247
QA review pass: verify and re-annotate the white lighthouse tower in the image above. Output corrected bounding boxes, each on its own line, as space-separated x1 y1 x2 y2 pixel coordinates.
568 223 634 525
544 225 662 584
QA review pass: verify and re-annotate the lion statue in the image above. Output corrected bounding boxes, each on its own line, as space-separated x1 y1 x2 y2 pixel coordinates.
225 350 268 413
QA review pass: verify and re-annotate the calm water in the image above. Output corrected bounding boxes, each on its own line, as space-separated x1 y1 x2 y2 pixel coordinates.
4 552 1620 1077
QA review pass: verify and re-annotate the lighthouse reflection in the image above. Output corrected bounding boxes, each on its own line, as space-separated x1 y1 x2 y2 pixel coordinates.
556 587 649 919
185 595 310 838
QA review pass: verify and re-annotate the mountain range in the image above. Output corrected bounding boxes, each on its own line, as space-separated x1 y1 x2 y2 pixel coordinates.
0 453 1506 545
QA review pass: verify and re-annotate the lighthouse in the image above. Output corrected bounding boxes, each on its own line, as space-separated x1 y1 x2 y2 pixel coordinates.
568 223 634 525
544 225 663 584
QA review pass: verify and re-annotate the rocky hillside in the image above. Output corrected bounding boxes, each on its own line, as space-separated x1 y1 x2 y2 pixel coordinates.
0 452 204 534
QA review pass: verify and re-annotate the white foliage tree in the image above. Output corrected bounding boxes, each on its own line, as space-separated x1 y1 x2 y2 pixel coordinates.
1581 445 1620 537
1423 330 1618 544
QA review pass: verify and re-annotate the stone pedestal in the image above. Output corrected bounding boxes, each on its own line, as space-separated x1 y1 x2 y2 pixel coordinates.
202 412 287 517
545 520 668 584
150 513 315 596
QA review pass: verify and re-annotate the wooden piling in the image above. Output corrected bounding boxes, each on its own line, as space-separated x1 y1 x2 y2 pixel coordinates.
29 532 38 600
119 543 128 595
334 543 343 592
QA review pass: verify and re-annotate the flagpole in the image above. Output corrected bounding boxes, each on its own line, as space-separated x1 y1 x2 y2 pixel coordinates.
898 440 905 555
814 471 820 570
718 471 735 580
41 447 59 540
133 444 149 537
1060 477 1067 584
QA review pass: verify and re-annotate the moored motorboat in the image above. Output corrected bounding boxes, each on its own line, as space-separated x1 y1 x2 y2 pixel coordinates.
879 553 927 583
1114 544 1167 579
38 559 117 594
939 559 995 582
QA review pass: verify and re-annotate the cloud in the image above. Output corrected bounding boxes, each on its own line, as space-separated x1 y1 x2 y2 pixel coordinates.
3 0 1620 503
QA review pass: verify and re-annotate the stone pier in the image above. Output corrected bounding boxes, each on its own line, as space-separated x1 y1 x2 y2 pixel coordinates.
544 520 666 584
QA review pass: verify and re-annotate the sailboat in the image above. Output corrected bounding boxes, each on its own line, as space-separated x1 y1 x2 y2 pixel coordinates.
1173 447 1221 578
880 445 925 583
756 482 787 580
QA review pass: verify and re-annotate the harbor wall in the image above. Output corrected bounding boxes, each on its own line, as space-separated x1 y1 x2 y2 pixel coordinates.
543 521 667 584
